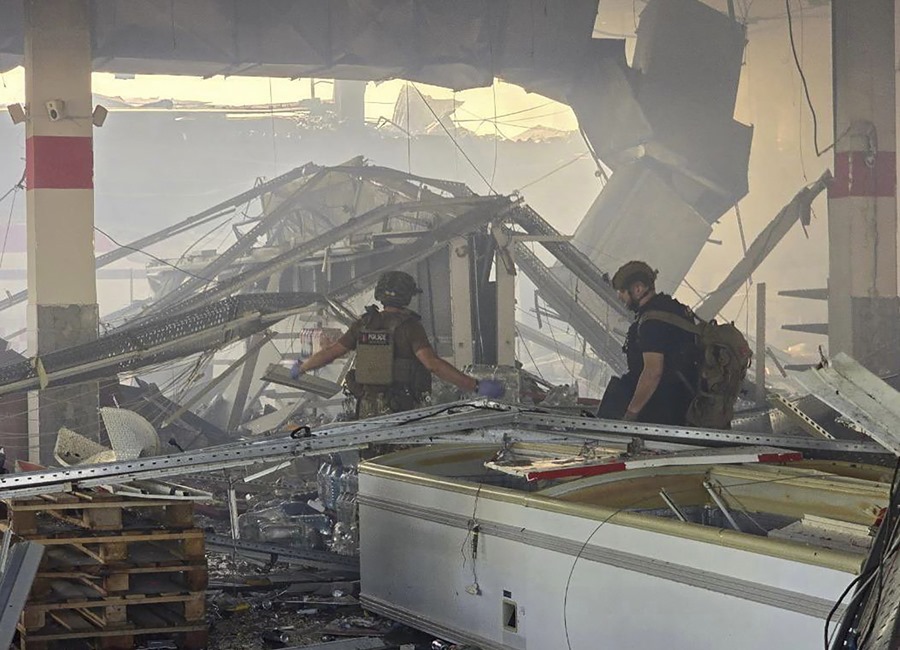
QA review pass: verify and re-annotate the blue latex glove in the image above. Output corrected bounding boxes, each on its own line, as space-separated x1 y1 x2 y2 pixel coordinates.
290 360 303 381
475 379 505 399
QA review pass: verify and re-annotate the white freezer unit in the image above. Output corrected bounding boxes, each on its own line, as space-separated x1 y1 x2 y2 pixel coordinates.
359 445 882 650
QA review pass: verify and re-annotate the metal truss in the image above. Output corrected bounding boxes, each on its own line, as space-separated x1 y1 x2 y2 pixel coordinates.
138 196 506 324
514 243 627 374
0 162 322 315
0 293 323 397
511 204 628 320
0 401 885 501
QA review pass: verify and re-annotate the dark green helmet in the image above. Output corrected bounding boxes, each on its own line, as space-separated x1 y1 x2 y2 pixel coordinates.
611 260 658 291
374 271 421 306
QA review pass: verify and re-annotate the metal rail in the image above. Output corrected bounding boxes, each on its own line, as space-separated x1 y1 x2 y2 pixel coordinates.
515 411 887 454
514 243 627 374
0 400 883 500
0 405 518 499
511 204 629 320
205 534 359 572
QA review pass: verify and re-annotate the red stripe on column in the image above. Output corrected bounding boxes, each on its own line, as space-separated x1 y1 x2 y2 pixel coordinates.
829 151 896 198
26 135 93 190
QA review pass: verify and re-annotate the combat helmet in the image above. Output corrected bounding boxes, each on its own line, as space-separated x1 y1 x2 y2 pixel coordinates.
374 271 422 307
611 260 658 292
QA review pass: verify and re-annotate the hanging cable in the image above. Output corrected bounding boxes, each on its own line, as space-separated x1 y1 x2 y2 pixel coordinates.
786 0 828 157
517 153 590 192
411 84 496 195
0 171 25 269
405 83 412 174
94 225 218 284
490 78 499 189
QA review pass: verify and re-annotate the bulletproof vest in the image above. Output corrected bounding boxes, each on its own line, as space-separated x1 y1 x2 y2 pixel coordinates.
353 308 431 396
624 294 697 381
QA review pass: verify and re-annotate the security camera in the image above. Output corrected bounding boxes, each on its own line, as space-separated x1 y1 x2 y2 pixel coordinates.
45 99 65 121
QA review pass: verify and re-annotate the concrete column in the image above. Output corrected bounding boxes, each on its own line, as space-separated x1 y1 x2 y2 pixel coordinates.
829 0 900 376
24 0 99 463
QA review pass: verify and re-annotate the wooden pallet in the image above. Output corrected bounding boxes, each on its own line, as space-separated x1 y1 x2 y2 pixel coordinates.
2 524 207 564
6 489 208 650
4 492 196 535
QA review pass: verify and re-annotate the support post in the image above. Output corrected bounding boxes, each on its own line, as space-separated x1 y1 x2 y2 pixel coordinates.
495 247 517 367
829 0 900 376
491 226 517 367
449 237 474 368
755 282 766 406
24 0 99 463
226 333 265 433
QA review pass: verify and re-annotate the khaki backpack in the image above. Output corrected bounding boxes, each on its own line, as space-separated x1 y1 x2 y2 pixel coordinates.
640 310 752 429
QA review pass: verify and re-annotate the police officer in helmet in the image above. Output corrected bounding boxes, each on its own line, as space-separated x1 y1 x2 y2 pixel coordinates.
292 270 505 418
597 260 697 425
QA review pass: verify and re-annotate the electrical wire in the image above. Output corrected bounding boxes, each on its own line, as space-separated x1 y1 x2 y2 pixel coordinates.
405 83 412 174
556 466 898 650
411 84 496 195
854 457 900 648
94 225 219 284
267 77 278 176
0 177 22 270
490 79 499 189
515 326 546 381
517 153 591 192
785 0 827 158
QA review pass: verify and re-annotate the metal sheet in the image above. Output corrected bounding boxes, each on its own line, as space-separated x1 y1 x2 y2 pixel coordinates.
0 541 44 649
795 353 900 456
263 363 343 398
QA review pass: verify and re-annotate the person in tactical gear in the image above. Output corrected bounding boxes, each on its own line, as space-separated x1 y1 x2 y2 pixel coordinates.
292 270 505 419
597 261 698 425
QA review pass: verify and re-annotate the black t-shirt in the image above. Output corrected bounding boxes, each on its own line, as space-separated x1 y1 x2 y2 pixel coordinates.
624 293 697 385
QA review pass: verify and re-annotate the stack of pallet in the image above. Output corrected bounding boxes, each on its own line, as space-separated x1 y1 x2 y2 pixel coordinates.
3 489 208 650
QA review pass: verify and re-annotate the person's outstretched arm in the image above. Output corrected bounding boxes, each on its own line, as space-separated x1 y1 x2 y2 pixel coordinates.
299 341 351 373
415 346 478 392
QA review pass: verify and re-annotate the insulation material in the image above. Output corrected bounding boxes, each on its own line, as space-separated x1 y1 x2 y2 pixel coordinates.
571 160 712 294
54 427 117 466
100 407 161 459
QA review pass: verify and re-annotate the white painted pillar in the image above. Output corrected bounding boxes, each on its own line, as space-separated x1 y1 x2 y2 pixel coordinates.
24 0 99 462
494 247 517 367
828 0 899 375
448 237 474 368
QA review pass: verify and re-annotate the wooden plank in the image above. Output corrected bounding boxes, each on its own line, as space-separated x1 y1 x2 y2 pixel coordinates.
7 497 191 511
1 525 204 545
22 622 206 642
48 609 94 633
24 592 199 613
